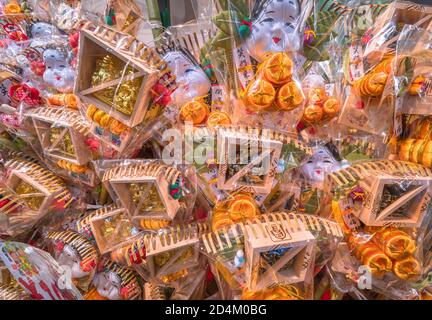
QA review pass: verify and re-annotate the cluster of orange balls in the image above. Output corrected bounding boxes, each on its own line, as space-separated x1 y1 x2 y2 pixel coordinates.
56 159 87 174
86 104 129 135
348 228 420 281
245 52 304 112
301 87 339 124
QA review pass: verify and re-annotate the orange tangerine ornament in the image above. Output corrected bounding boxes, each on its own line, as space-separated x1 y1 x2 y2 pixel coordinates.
308 88 327 105
303 104 323 123
92 110 105 123
421 140 432 167
275 81 304 110
179 100 209 125
206 111 231 128
262 52 293 85
4 3 21 14
245 78 276 111
227 193 259 222
323 98 340 117
109 119 128 135
99 114 113 128
86 104 98 119
374 229 416 260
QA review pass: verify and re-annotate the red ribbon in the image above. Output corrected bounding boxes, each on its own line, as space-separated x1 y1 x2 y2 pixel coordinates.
240 19 252 28
9 84 41 106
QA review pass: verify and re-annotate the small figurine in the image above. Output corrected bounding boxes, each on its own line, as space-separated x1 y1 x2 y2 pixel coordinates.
42 47 75 93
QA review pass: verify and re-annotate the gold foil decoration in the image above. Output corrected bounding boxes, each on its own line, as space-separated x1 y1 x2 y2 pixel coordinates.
100 214 133 243
15 181 43 210
161 269 188 283
91 54 142 116
49 127 75 156
130 183 165 213
155 251 172 267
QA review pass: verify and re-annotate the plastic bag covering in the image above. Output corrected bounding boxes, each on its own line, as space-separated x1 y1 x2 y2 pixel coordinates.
75 22 172 156
338 1 432 135
200 212 343 299
327 159 432 299
0 152 73 236
391 26 432 140
221 0 312 129
190 125 311 207
83 257 142 300
23 107 100 187
109 222 208 287
0 240 82 299
45 230 99 292
296 61 341 132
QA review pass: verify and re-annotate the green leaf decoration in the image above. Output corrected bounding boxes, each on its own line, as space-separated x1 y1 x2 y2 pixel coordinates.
213 11 233 36
307 11 339 38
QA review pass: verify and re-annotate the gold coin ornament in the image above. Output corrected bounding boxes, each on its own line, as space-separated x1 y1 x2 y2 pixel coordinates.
211 193 259 232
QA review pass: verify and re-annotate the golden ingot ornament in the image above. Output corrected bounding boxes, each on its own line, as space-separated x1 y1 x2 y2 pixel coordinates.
15 181 43 211
91 54 141 116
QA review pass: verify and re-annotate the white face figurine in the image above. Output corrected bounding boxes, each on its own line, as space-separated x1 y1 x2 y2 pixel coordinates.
245 0 301 62
42 48 75 93
56 245 90 279
163 51 211 107
31 22 58 38
93 271 122 300
29 23 59 48
301 147 342 183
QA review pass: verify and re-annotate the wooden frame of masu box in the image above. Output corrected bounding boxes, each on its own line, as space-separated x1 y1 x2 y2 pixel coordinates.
75 23 161 128
1 157 72 217
89 206 139 254
244 217 315 291
357 174 432 227
143 226 202 280
217 127 283 194
28 108 91 166
89 119 134 153
5 171 53 215
102 163 182 224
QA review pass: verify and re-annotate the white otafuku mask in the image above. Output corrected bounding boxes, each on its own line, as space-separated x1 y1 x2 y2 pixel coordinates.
93 271 122 300
245 0 301 62
163 51 211 107
56 245 90 279
31 22 58 38
301 147 342 183
42 48 75 93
